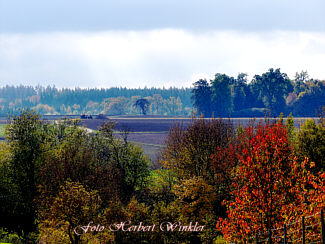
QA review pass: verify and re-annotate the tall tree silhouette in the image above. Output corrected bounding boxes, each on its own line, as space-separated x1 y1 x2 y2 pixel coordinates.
134 98 150 115
191 79 212 117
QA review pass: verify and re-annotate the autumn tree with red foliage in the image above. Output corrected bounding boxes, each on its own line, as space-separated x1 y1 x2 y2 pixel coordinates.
216 121 325 241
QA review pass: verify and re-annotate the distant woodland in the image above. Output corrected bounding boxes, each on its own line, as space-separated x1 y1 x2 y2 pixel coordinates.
0 68 324 117
0 86 192 116
192 69 325 117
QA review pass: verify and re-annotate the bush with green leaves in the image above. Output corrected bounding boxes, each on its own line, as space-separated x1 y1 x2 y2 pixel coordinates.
295 118 325 173
0 111 151 242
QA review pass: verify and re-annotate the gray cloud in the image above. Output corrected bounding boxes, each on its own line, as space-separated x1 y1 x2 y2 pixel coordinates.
1 0 324 33
0 30 324 88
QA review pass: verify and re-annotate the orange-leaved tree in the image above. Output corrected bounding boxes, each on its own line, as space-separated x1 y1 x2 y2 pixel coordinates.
216 121 325 241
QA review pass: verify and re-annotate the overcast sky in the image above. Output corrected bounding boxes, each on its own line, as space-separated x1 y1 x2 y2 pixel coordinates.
0 0 324 88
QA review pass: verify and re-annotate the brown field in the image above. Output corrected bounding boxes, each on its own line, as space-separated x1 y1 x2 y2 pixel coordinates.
114 132 167 145
80 116 317 163
1 115 318 163
81 117 258 163
81 117 192 132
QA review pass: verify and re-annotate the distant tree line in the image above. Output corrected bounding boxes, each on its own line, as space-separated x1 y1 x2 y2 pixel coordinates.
0 68 324 117
192 68 325 117
0 86 192 116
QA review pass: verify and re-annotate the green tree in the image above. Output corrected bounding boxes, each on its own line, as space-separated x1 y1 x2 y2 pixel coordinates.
252 68 293 115
38 119 151 209
191 79 212 117
233 73 248 111
286 112 296 142
294 70 309 94
5 110 45 238
293 80 325 116
211 73 234 117
102 97 127 115
0 142 14 232
295 119 325 173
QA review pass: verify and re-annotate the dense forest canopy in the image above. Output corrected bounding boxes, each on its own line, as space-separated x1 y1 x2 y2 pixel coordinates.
0 68 324 117
192 69 325 117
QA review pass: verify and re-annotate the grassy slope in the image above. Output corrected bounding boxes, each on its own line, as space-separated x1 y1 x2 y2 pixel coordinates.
0 124 7 138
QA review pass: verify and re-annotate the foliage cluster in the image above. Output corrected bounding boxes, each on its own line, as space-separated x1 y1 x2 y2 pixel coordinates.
216 118 325 242
0 111 324 243
0 111 151 243
192 69 325 117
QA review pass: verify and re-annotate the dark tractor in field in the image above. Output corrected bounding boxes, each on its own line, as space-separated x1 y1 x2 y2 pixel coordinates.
80 115 93 119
